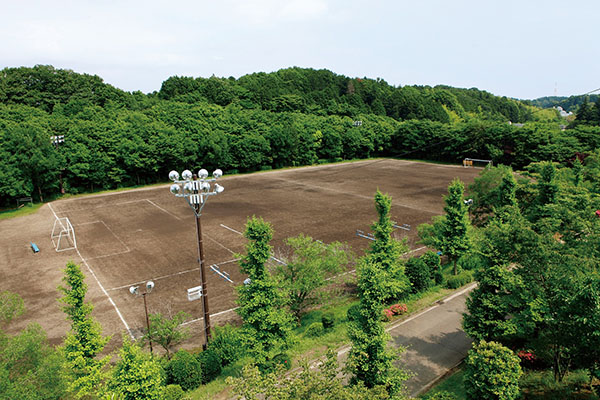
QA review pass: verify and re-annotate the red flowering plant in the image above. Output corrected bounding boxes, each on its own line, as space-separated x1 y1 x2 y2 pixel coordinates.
383 303 408 321
517 350 536 368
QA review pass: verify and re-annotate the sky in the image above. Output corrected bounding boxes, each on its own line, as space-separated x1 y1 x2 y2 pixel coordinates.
2 0 599 100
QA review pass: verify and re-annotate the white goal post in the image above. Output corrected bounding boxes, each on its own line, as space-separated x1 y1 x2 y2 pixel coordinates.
51 217 77 252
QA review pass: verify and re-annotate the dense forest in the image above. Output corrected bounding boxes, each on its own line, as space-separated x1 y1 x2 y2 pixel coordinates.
1 65 600 207
527 94 599 112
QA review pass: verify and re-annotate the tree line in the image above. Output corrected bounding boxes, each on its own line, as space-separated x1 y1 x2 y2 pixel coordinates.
3 65 600 208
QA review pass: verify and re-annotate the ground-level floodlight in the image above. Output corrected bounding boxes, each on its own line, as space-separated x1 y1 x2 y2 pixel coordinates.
169 167 224 348
129 281 155 353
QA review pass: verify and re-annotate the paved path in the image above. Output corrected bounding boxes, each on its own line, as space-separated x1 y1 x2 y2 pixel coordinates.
388 284 476 397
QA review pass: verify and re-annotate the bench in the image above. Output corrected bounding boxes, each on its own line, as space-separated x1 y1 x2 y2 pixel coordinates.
31 242 39 253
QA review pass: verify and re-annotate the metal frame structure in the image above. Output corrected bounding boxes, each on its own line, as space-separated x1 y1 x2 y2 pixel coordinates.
51 216 77 252
169 168 224 347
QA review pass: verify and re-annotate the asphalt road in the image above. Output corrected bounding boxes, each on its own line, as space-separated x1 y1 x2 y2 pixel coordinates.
388 284 476 397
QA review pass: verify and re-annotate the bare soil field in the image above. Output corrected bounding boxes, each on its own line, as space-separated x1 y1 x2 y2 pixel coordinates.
0 159 481 350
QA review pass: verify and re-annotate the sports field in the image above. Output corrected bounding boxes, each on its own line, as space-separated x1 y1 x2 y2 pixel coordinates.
0 159 482 349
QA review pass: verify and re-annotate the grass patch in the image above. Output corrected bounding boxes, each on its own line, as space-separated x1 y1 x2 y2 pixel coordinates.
0 203 44 220
419 367 466 399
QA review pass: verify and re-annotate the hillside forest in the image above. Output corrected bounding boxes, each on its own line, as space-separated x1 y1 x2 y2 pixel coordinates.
2 65 600 207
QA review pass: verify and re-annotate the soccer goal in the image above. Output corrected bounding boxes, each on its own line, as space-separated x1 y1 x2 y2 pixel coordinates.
51 217 77 252
463 158 493 168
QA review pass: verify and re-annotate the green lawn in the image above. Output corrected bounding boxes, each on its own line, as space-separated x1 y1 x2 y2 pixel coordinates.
419 367 466 399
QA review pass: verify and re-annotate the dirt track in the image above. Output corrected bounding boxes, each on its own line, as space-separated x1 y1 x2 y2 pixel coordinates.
0 159 481 350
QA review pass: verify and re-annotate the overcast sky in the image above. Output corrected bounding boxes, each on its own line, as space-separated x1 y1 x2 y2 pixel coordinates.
2 0 598 99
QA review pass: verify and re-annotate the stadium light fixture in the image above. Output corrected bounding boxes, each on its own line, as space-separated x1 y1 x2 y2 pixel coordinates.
129 280 155 353
168 167 225 348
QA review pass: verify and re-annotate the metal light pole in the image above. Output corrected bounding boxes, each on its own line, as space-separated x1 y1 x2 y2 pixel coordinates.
129 281 155 353
169 168 224 347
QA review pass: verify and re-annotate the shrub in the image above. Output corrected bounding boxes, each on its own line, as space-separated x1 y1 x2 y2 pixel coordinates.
421 250 442 279
162 384 184 400
207 324 244 366
458 252 489 270
347 303 361 322
165 350 202 391
258 352 291 373
445 270 473 289
304 322 324 337
464 340 522 400
197 348 222 384
423 391 458 400
321 312 335 330
405 256 432 293
434 268 445 285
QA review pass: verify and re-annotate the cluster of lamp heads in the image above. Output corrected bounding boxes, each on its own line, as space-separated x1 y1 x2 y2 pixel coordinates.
169 169 224 196
129 281 154 295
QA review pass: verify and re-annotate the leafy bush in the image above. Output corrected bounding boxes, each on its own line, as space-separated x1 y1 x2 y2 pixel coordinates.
162 384 184 400
445 271 474 289
423 391 458 400
304 322 324 337
347 303 361 322
207 324 244 366
406 256 432 293
321 312 335 330
421 250 442 279
464 340 522 400
197 348 222 384
434 269 445 285
165 350 202 391
458 252 489 270
258 352 291 373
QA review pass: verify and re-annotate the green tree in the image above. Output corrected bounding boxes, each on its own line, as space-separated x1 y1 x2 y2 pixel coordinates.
0 292 66 400
419 179 471 275
145 311 190 359
227 349 398 400
275 234 351 322
236 217 293 363
346 257 410 396
464 341 522 400
58 261 111 398
110 336 164 400
463 266 525 342
405 256 432 293
367 190 410 300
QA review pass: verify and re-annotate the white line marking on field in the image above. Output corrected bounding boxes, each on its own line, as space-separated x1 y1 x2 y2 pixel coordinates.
405 246 427 254
181 306 241 326
205 234 237 255
99 220 130 252
47 203 135 339
86 250 131 260
71 220 102 226
146 199 181 220
220 224 243 235
107 259 240 291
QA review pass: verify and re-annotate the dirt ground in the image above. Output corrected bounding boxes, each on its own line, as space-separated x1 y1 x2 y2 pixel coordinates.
0 159 481 350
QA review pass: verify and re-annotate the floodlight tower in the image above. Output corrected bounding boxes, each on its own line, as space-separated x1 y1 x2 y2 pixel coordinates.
129 281 155 353
169 168 224 347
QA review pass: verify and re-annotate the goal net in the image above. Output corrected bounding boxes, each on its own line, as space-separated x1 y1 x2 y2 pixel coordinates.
51 217 77 252
463 158 493 168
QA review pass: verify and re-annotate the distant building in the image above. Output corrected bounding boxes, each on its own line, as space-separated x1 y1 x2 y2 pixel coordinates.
555 106 573 118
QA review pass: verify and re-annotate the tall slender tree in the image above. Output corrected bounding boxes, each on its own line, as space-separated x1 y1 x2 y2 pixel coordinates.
346 257 410 396
367 190 410 300
58 261 111 398
419 179 471 275
236 217 293 363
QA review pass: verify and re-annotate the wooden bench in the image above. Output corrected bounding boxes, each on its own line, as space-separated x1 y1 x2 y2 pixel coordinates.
31 242 39 253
